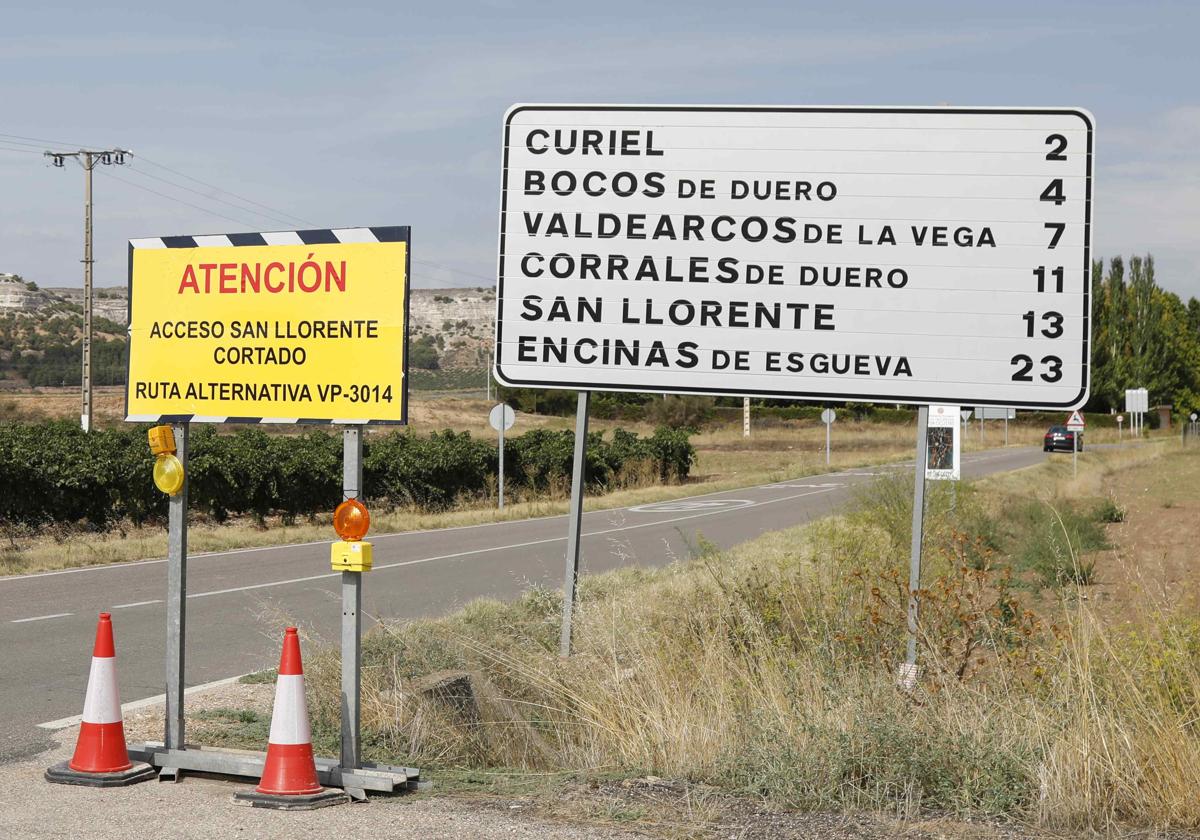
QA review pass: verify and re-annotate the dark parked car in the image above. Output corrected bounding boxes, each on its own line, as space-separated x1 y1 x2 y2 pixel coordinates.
1043 425 1082 452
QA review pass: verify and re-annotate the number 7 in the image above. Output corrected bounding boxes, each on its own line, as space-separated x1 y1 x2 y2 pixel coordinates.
1045 222 1065 249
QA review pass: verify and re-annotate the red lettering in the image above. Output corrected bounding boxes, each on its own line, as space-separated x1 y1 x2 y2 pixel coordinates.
264 262 284 293
178 264 199 294
219 263 237 294
240 263 261 293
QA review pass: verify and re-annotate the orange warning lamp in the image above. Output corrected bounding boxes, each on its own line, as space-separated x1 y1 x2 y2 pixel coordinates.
331 499 372 572
333 499 370 541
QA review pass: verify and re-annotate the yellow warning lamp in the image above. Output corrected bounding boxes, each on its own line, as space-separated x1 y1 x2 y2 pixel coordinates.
331 498 373 572
148 425 185 496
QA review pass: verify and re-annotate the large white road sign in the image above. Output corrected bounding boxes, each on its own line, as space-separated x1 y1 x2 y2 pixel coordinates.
495 105 1093 408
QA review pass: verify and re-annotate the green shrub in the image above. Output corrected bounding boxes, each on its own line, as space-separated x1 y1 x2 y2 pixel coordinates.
0 421 694 531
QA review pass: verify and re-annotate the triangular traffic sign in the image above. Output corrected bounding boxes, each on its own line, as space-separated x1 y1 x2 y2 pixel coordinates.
1066 410 1085 429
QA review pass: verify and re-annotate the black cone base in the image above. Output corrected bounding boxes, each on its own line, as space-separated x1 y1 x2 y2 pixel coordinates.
233 787 350 810
45 760 157 787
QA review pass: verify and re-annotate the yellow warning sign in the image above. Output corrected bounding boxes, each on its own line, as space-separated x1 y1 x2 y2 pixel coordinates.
125 228 409 424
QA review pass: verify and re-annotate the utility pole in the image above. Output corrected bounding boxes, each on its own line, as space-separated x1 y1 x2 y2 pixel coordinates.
44 148 132 432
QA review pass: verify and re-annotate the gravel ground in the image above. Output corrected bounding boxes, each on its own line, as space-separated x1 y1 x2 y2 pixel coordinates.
8 681 1198 839
0 727 648 840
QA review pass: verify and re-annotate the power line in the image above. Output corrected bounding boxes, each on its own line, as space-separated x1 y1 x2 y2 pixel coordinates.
12 136 497 286
0 131 103 149
97 167 263 228
134 155 319 228
120 164 305 229
119 163 495 284
0 144 46 155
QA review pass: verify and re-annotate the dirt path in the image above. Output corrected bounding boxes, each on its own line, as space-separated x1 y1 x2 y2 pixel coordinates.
1085 446 1200 622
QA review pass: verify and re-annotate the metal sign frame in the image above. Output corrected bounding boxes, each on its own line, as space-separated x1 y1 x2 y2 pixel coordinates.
496 104 1094 409
126 226 411 425
123 226 416 795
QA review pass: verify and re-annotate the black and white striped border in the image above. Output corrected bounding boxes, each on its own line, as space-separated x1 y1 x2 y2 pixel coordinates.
125 226 410 427
129 226 409 251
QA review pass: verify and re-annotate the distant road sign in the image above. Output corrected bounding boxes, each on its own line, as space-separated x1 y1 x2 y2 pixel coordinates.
1125 388 1149 413
1191 413 1197 421
1066 409 1085 430
820 408 836 425
973 407 1016 420
126 227 410 424
489 403 516 431
926 404 961 481
496 105 1093 408
960 409 972 422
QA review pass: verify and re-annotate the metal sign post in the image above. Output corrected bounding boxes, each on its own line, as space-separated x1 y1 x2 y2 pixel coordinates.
902 406 931 684
1066 410 1085 478
340 428 365 800
1117 414 1123 441
821 408 836 466
559 391 590 657
163 423 189 776
743 397 750 438
489 403 516 509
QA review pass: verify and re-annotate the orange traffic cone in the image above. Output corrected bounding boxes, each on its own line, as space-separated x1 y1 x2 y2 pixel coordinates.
234 627 347 809
46 613 155 786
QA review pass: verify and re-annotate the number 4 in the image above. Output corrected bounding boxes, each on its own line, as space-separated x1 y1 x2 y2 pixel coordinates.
1040 179 1066 205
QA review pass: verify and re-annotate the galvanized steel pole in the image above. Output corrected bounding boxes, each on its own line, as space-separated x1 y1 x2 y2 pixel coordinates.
905 406 929 670
559 391 590 657
164 424 189 756
341 428 363 785
498 420 505 510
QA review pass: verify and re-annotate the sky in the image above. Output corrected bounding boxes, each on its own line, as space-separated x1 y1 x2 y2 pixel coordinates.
1 0 1198 298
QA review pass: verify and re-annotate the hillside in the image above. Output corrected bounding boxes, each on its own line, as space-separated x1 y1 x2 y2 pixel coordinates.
0 275 496 388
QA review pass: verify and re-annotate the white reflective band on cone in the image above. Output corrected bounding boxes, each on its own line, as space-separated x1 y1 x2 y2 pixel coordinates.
81 657 122 724
268 674 312 745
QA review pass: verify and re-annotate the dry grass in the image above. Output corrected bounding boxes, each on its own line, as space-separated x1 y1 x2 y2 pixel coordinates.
270 440 1200 834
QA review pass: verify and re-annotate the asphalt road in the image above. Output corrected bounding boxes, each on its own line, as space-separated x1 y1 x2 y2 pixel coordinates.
0 446 1045 762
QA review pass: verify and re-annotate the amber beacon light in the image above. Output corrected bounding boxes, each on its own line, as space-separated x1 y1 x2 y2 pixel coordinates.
147 425 185 496
331 498 373 572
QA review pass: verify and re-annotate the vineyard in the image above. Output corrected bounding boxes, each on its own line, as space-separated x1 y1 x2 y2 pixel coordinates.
0 421 694 533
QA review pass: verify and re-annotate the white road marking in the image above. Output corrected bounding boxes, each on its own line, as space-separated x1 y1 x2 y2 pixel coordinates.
112 600 162 609
173 486 840 602
37 674 246 730
629 499 754 513
10 612 72 624
0 448 1040 587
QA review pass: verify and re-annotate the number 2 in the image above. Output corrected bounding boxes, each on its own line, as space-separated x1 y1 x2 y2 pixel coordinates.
1045 134 1067 161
